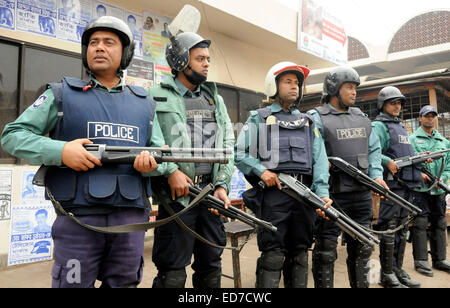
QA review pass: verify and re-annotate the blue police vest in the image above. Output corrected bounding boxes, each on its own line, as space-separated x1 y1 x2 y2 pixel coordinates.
374 114 422 189
257 107 313 175
46 77 155 210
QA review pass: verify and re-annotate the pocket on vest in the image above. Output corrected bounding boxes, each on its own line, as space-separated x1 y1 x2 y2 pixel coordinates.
46 167 77 201
357 154 369 173
86 174 142 203
290 136 307 164
277 137 291 162
117 175 141 200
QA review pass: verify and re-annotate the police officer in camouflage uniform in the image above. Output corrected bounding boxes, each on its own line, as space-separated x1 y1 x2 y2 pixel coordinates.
372 86 422 288
1 16 165 288
308 66 388 288
235 62 332 288
148 32 235 288
409 105 450 276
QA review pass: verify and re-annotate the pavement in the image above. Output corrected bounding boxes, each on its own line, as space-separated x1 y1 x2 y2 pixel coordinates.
0 229 449 288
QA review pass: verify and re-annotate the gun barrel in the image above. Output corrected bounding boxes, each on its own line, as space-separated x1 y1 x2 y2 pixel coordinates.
277 173 379 246
329 157 422 215
395 149 450 168
84 144 233 155
101 154 229 164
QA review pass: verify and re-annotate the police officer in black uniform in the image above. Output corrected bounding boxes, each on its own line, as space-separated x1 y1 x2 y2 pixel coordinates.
148 32 235 288
372 86 422 288
236 62 332 288
308 66 388 288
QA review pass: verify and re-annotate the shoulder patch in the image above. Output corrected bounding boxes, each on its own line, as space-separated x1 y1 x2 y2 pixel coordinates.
32 94 47 109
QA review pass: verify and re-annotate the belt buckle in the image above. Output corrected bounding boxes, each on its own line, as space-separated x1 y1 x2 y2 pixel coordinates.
194 174 208 185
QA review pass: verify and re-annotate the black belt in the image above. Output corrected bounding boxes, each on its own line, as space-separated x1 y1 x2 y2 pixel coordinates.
193 174 212 185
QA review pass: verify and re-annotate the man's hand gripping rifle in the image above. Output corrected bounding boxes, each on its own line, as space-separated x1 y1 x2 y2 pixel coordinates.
387 149 450 193
328 157 422 216
276 173 379 247
33 144 232 186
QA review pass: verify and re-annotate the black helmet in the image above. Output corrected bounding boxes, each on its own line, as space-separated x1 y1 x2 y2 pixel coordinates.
81 16 135 73
166 32 211 72
321 66 360 103
377 86 406 111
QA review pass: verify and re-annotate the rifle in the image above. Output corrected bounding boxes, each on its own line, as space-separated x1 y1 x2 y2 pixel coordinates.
421 167 450 194
328 157 422 215
387 149 450 181
393 149 450 169
276 173 380 247
188 185 277 233
33 144 231 186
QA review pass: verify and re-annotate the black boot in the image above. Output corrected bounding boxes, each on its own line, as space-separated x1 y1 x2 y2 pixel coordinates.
255 250 284 288
411 216 434 277
192 268 222 288
346 241 373 288
152 268 187 288
430 216 450 273
312 239 337 288
290 249 309 288
379 232 407 288
394 221 420 288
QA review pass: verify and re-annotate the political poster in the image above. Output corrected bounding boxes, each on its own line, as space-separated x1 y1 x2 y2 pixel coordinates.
8 202 55 266
142 10 171 68
298 0 348 65
16 0 57 38
124 9 142 59
91 0 122 21
124 58 154 88
0 168 13 221
0 0 15 30
56 0 91 43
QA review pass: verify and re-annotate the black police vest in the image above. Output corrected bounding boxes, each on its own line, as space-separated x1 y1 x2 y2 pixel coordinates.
46 77 155 210
374 114 422 189
257 107 313 175
184 91 217 175
316 104 372 193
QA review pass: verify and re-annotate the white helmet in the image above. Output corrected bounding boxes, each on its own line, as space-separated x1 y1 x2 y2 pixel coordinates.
264 61 310 103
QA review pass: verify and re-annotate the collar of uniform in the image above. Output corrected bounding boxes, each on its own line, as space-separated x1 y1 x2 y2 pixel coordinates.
269 102 300 114
174 77 201 97
380 112 401 122
415 126 443 140
326 103 350 114
90 76 125 92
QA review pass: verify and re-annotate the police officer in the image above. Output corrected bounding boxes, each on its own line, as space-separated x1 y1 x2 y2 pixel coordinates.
409 105 450 276
308 66 388 288
148 32 235 288
235 62 332 288
1 16 166 287
372 86 422 288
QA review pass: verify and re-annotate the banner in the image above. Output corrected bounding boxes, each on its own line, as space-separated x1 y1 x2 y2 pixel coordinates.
298 0 348 65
